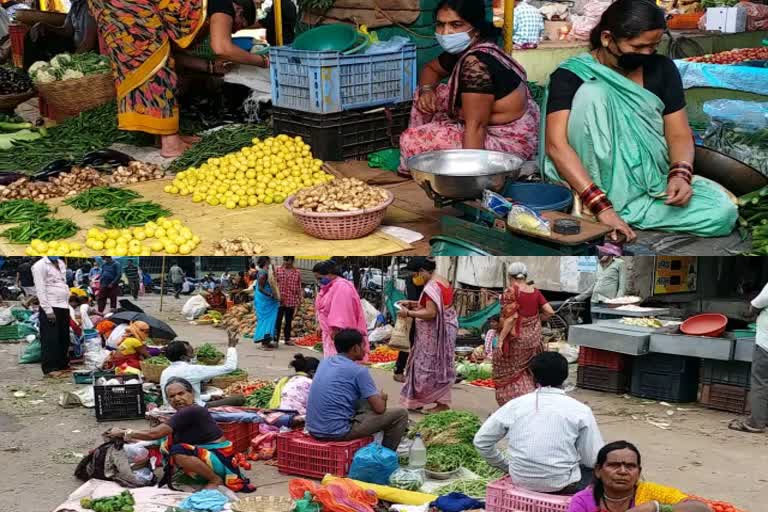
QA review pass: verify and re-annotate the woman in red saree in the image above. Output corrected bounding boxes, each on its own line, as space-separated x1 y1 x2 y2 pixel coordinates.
313 260 370 361
399 259 458 413
493 262 555 406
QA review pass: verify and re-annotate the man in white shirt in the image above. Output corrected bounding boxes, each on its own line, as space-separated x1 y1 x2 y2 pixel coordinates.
160 331 239 408
474 352 604 494
730 281 768 433
31 257 72 377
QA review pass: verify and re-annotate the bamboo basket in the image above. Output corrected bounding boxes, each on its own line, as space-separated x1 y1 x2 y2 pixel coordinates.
232 496 294 512
36 72 115 118
197 354 224 366
209 371 248 390
140 360 170 383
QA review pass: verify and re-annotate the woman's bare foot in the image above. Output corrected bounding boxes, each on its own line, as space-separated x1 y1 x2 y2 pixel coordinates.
160 134 191 158
426 404 451 414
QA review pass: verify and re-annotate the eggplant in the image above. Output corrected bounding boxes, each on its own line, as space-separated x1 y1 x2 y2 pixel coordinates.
32 159 74 181
0 172 25 186
80 149 133 170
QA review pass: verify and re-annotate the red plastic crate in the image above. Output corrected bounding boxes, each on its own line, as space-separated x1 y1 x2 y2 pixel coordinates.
578 346 626 370
218 422 254 453
486 476 571 512
10 24 28 68
276 431 372 479
699 383 751 414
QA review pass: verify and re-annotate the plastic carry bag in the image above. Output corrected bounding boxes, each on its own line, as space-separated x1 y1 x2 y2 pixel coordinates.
507 204 551 236
482 189 513 218
702 99 768 177
369 325 393 344
181 294 209 320
388 467 424 491
0 307 13 326
348 442 399 485
19 337 41 364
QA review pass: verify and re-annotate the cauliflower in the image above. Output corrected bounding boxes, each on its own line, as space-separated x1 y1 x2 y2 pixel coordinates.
28 61 50 76
34 69 56 84
49 53 72 68
61 69 85 80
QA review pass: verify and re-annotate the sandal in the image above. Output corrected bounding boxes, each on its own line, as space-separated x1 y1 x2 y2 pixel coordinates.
393 374 406 383
728 419 765 434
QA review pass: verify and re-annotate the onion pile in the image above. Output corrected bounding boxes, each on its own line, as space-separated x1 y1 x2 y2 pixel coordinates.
0 167 107 201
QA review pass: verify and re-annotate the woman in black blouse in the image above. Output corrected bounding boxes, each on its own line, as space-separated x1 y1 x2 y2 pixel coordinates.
542 0 737 241
106 378 256 492
398 0 540 176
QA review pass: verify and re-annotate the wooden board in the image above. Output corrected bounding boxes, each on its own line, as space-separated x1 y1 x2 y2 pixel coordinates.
0 179 411 256
506 210 613 246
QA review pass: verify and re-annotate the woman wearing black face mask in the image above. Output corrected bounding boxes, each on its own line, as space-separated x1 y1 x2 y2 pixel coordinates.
542 0 737 243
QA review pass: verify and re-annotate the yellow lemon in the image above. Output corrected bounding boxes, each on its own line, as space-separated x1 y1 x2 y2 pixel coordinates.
150 241 164 252
104 239 117 249
155 227 166 238
165 243 179 255
225 200 237 209
92 240 104 251
31 240 48 252
179 243 192 255
106 229 120 240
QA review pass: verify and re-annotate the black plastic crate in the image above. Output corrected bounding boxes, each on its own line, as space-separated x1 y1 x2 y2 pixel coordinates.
631 354 699 403
577 366 629 394
700 359 752 389
699 383 751 414
94 375 145 422
271 102 411 161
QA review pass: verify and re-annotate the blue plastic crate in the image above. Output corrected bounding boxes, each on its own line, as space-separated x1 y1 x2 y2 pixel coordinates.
269 44 417 114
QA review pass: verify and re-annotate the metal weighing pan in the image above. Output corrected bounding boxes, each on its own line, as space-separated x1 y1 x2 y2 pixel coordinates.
694 145 768 197
407 150 524 201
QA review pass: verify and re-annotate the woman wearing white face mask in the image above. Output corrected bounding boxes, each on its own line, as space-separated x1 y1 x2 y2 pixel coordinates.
398 0 540 177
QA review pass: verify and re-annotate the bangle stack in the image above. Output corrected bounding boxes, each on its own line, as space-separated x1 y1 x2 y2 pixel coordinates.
419 84 435 94
579 183 613 217
668 161 693 184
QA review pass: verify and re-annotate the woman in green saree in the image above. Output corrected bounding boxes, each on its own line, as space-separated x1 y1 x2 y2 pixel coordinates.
542 0 738 241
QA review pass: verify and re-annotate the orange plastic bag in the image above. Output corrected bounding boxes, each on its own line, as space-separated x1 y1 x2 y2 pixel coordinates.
289 478 378 512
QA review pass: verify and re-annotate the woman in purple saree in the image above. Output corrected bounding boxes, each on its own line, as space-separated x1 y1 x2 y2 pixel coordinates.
398 259 458 413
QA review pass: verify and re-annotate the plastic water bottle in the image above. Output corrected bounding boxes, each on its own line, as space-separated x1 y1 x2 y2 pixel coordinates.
409 433 427 468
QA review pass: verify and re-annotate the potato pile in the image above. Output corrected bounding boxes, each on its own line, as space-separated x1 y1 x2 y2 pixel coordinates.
111 161 165 185
0 167 106 201
292 178 389 213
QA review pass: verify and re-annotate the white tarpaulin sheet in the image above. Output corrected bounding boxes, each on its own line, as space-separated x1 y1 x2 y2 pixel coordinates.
675 60 768 96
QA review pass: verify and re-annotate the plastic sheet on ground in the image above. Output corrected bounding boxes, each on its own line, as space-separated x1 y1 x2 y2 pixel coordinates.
0 180 410 256
674 59 768 96
54 479 232 512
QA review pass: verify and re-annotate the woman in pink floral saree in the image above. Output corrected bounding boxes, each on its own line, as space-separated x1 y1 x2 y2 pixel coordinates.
313 261 370 361
398 0 539 176
399 259 458 413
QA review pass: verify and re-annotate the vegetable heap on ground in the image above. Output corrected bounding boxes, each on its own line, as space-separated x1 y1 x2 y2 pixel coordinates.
29 52 111 83
197 310 223 324
213 237 264 256
294 332 321 347
0 199 52 223
737 185 768 254
144 356 170 365
111 161 165 184
0 115 47 149
409 411 503 491
0 166 106 201
80 490 135 512
5 218 78 244
0 102 151 172
24 239 86 256
292 177 389 213
368 345 399 364
63 187 140 212
456 362 492 382
83 217 202 256
219 303 257 337
244 383 275 408
166 133 333 208
102 201 171 228
292 299 318 339
687 495 745 512
224 379 271 396
167 124 271 173
686 47 768 64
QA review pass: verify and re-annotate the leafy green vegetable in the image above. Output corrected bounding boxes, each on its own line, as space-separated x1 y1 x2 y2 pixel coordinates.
144 356 170 365
409 411 482 446
226 369 246 376
456 362 492 382
196 343 224 362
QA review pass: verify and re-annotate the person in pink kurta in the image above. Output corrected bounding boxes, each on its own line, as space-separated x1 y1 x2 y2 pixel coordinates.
313 261 370 361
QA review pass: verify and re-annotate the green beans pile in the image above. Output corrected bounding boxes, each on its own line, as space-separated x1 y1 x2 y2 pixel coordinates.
0 199 52 223
426 444 479 473
64 187 141 212
2 217 78 243
102 201 171 228
738 185 768 254
167 124 271 173
244 384 275 408
434 479 488 498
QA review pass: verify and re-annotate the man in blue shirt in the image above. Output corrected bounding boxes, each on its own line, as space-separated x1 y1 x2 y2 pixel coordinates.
97 257 122 314
307 329 409 450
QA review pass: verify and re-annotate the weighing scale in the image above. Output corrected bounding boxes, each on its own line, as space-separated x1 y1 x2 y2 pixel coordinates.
406 150 614 255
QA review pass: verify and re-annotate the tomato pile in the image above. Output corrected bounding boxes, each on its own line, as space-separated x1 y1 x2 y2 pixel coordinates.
688 496 745 512
368 345 399 364
686 47 768 64
224 380 272 396
469 378 495 388
295 333 322 347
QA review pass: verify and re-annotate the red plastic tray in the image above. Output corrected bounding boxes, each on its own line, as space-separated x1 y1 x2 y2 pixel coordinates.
578 346 626 371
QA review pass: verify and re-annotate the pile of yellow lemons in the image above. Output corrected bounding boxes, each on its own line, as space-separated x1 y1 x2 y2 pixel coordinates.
25 240 87 257
164 134 335 209
84 217 202 256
